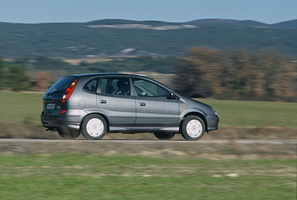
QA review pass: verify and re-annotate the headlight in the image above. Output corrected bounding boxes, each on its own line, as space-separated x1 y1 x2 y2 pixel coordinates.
212 107 218 115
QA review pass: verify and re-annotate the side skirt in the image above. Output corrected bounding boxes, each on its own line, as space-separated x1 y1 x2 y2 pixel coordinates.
108 126 179 133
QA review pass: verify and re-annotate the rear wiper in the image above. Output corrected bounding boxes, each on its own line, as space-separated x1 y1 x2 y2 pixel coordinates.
47 90 63 96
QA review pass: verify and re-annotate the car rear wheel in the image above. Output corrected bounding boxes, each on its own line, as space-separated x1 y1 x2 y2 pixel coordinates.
58 129 81 139
181 116 205 141
154 132 175 140
81 114 107 140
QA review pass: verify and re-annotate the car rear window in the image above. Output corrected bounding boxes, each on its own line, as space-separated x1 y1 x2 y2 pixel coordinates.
83 78 98 93
46 76 77 95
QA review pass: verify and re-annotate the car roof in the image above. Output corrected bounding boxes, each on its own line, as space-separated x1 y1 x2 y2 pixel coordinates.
72 72 147 78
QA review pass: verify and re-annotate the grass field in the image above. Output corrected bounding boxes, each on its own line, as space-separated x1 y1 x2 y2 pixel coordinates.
0 92 44 124
206 99 297 127
0 92 296 199
0 91 296 127
0 154 296 200
0 91 296 139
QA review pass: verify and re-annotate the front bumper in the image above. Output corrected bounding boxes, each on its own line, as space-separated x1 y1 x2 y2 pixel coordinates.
206 113 220 131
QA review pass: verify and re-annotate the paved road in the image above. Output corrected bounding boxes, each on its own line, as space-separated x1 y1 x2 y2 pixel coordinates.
0 138 296 144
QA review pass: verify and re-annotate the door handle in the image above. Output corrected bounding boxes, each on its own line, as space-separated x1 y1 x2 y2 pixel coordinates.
99 100 107 104
139 102 146 106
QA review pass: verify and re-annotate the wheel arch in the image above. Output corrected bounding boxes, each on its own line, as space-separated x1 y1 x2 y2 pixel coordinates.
181 112 208 132
80 112 110 132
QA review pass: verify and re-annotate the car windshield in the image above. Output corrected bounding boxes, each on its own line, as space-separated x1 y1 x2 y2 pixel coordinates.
46 76 77 95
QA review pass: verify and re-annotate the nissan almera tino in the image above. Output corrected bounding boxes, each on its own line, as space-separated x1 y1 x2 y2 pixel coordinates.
41 73 219 140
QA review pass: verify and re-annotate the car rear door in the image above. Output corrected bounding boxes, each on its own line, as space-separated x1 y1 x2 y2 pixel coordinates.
96 76 136 127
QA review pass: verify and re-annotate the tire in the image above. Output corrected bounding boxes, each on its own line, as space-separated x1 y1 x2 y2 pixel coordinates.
81 114 107 140
58 129 81 139
181 116 205 141
154 132 175 140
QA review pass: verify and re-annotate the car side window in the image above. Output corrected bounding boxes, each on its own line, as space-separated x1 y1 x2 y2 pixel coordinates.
132 78 171 98
83 78 98 93
100 77 131 96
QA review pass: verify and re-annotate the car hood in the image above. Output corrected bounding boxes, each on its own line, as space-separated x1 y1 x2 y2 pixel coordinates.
179 95 215 113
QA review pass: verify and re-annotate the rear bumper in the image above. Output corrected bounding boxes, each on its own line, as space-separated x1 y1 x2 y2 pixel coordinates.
40 113 81 131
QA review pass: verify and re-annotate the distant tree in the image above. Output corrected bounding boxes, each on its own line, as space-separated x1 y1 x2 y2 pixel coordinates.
254 50 297 98
174 47 232 97
35 56 71 70
0 57 5 89
174 47 297 101
33 71 51 90
8 66 30 91
229 49 267 97
174 58 197 96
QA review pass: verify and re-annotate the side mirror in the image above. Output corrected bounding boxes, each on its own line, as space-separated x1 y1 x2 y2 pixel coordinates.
170 92 179 100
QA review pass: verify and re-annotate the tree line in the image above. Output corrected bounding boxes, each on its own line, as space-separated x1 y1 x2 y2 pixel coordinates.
0 56 176 91
0 47 296 102
0 57 31 91
174 47 297 101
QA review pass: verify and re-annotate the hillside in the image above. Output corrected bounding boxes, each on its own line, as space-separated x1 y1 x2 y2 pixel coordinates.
0 19 296 58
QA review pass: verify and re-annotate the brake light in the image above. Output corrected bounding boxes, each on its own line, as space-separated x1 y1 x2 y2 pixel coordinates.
63 78 79 103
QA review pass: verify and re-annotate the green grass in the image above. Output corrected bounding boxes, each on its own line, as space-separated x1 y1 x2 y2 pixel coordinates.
0 92 43 124
0 154 295 200
0 92 296 199
199 99 297 127
0 91 296 127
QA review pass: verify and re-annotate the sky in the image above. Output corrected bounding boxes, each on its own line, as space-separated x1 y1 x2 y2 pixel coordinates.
0 0 296 24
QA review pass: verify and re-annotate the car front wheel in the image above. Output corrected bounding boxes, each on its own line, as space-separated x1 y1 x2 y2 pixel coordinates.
181 116 205 141
81 114 107 140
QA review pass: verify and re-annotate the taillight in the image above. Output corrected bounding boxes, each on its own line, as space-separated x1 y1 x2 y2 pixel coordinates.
63 78 79 103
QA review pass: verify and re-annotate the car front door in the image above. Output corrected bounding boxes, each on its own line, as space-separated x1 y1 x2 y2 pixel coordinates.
132 77 180 127
96 76 136 127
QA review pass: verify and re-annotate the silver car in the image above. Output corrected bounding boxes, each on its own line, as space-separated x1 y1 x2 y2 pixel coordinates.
41 73 219 140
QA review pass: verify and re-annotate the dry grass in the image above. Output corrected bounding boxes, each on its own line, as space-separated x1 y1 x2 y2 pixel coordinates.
0 138 296 160
0 122 296 159
0 122 295 140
